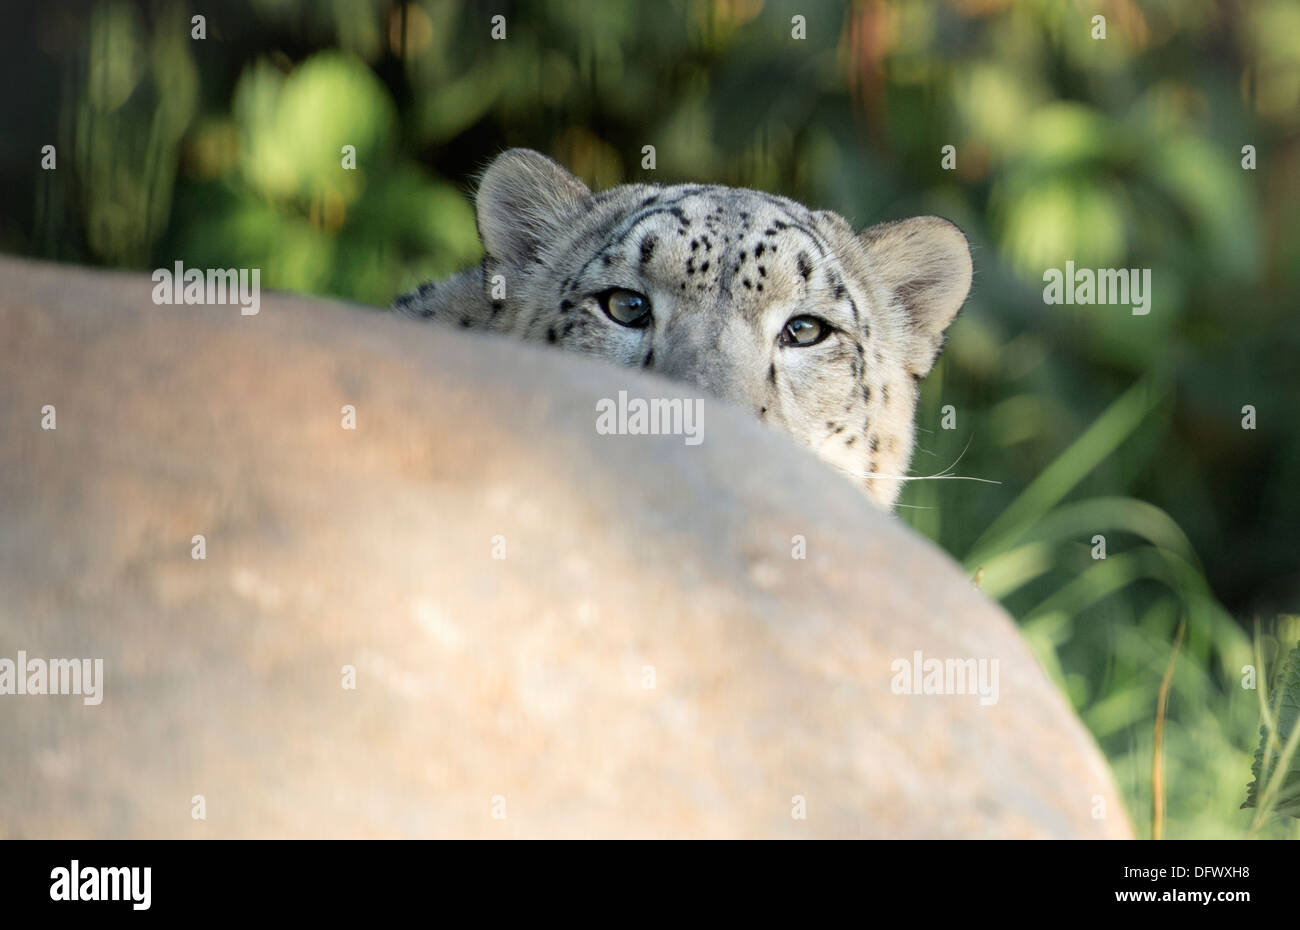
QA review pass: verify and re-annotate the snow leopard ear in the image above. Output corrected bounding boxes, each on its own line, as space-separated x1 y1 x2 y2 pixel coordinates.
859 216 972 377
476 149 594 266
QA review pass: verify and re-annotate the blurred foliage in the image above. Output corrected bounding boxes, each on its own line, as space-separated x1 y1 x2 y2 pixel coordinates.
1 0 1297 838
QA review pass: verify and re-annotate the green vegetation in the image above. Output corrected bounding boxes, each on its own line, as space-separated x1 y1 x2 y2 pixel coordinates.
3 0 1297 838
1243 632 1300 828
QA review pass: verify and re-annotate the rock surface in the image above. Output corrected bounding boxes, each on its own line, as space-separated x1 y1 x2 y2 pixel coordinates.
0 256 1130 838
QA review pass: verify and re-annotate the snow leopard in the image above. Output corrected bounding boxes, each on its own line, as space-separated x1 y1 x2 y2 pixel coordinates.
394 149 972 510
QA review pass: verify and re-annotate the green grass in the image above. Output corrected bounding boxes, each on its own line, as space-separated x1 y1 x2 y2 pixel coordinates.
904 370 1298 839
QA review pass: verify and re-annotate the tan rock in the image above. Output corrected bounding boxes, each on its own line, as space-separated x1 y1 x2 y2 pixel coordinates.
0 257 1130 838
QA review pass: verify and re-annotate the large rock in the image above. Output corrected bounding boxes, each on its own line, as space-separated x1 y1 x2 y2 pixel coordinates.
0 256 1130 838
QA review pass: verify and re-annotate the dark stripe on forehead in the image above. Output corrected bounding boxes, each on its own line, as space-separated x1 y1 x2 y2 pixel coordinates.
765 218 828 259
606 186 718 247
571 208 679 282
774 221 831 256
571 187 716 282
751 192 833 253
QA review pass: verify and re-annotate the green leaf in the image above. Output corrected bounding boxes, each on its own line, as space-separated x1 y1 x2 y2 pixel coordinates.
1243 642 1300 819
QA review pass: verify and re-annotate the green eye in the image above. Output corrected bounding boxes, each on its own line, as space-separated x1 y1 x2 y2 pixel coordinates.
779 315 832 347
599 289 652 328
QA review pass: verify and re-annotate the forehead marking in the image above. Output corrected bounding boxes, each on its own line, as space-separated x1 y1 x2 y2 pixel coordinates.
569 188 839 310
571 188 709 282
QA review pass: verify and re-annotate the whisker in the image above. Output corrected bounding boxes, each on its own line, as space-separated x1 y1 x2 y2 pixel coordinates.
921 433 976 480
842 434 998 485
845 471 1001 484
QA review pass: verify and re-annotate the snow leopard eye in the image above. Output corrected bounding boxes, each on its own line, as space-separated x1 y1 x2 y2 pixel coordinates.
779 315 832 347
598 289 652 328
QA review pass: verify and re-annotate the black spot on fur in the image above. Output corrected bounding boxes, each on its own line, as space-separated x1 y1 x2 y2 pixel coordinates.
755 243 766 258
700 261 710 273
796 252 812 280
560 299 574 312
764 228 777 236
546 327 557 343
459 317 472 327
845 435 857 447
743 279 752 289
768 363 777 384
639 234 658 264
690 239 699 251
869 436 879 453
758 265 766 277
490 301 503 315
601 254 612 267
643 349 654 368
